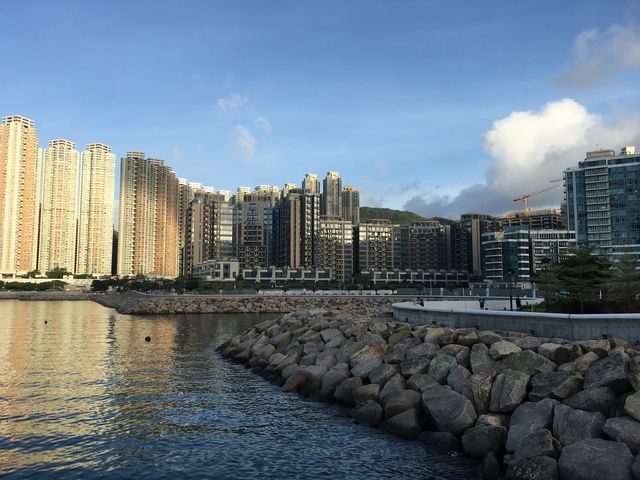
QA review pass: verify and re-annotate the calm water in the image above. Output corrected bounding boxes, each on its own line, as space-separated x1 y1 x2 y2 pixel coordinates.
0 300 474 479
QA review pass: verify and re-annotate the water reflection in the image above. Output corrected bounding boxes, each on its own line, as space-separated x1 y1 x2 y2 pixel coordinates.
0 300 473 479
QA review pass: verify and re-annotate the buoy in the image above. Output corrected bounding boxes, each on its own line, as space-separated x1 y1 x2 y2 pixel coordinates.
44 320 48 324
145 336 151 342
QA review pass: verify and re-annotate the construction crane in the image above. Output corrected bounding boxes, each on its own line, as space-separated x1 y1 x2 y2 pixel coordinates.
513 179 563 214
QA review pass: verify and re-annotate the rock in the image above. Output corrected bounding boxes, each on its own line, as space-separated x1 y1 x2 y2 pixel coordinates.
379 374 407 404
270 331 292 352
384 389 422 419
253 343 276 362
440 344 467 356
423 326 445 344
529 371 583 401
282 363 301 379
334 376 363 406
319 328 343 343
583 351 631 394
447 365 472 394
539 343 582 365
299 352 318 367
611 392 634 417
461 424 508 458
349 343 388 367
380 408 423 438
407 373 438 393
352 384 380 406
369 363 399 387
461 370 496 414
319 363 350 399
558 438 633 480
476 413 510 428
351 357 382 379
428 353 458 384
382 344 407 364
299 365 328 395
325 334 346 349
558 351 600 374
507 336 547 351
405 342 440 360
625 392 640 422
455 347 471 369
507 399 558 452
563 386 617 413
506 456 559 480
282 370 306 392
489 370 530 413
629 356 640 392
489 341 522 360
298 330 323 344
457 329 480 347
421 384 477 435
388 329 411 346
480 331 503 346
498 350 557 376
418 431 462 452
552 404 605 447
579 339 611 358
633 456 640 480
335 340 365 365
602 416 640 454
471 343 496 374
437 328 458 346
315 350 336 368
400 355 430 377
514 428 557 460
479 452 503 480
351 400 384 427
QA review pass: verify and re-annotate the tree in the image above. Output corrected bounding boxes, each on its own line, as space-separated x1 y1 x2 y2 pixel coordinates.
555 246 611 313
26 269 41 278
46 267 72 279
608 254 640 311
531 257 560 313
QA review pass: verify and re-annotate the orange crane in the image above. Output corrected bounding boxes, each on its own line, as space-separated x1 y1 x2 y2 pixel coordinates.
513 179 563 213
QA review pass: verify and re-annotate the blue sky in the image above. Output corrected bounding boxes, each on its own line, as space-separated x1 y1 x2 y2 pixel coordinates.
2 0 639 217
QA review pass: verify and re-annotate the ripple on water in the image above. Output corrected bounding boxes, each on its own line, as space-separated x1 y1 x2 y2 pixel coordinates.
0 301 476 479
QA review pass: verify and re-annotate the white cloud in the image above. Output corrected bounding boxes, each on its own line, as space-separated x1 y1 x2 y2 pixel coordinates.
232 124 256 159
171 147 184 162
254 116 272 134
404 98 640 218
217 93 249 111
557 24 640 86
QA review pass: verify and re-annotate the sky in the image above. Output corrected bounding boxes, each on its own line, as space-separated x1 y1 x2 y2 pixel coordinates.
2 0 640 218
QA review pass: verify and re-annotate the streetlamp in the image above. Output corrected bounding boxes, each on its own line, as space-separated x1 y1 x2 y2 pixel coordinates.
509 269 515 311
541 257 551 313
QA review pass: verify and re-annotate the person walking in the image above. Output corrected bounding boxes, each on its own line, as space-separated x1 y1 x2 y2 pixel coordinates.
479 297 485 309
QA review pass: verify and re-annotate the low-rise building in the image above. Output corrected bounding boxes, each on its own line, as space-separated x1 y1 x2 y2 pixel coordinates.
241 266 332 285
360 268 469 287
192 260 240 282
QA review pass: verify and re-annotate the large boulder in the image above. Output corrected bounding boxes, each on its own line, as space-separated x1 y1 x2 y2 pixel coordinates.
506 399 558 452
319 328 343 343
319 363 350 399
602 416 640 454
461 370 496 414
461 424 507 458
350 357 382 379
506 456 559 480
418 431 462 453
538 343 582 365
349 343 389 367
406 342 440 360
498 350 558 376
583 351 630 394
529 371 583 401
471 343 496 374
562 386 617 413
558 438 633 480
578 339 611 358
298 365 328 395
352 384 380 406
428 353 458 384
350 400 384 427
315 350 336 369
558 351 600 374
421 384 477 435
447 365 472 394
334 376 363 406
457 329 480 347
552 404 605 447
629 356 640 391
489 341 522 360
514 428 558 461
369 363 399 387
380 408 422 438
400 355 430 377
489 370 530 413
407 373 438 393
379 374 407 404
384 389 422 419
625 392 640 422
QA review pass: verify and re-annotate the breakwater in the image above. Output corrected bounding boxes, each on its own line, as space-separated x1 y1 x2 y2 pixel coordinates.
219 308 640 480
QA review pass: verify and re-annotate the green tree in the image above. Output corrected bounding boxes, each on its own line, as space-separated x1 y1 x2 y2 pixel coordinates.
608 254 640 311
46 267 72 279
531 258 561 312
555 246 611 313
26 269 41 278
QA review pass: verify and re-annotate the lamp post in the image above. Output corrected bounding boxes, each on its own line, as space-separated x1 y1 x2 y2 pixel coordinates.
509 269 515 311
541 257 551 313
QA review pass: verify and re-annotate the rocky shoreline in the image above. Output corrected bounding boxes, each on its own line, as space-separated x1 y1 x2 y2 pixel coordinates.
218 308 640 480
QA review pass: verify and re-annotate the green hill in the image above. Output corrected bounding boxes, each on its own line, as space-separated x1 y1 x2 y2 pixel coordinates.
360 207 455 226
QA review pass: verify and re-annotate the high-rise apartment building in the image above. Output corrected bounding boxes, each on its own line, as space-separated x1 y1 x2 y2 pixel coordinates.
565 147 640 259
322 171 342 218
499 209 564 231
302 173 320 194
354 220 395 272
233 190 278 268
76 143 116 276
342 185 360 224
118 152 179 278
408 221 447 270
0 115 40 275
448 213 498 275
38 139 80 274
317 216 353 282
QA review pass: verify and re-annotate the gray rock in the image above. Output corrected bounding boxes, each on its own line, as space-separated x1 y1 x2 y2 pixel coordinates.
407 373 438 393
461 370 496 414
369 363 399 387
611 392 633 417
298 329 322 344
335 340 365 365
282 370 306 392
479 452 503 480
558 351 600 374
380 408 423 438
583 351 631 394
406 342 440 360
299 352 318 367
514 428 557 460
479 331 503 346
418 431 462 453
352 383 380 406
461 424 507 458
379 374 407 404
319 363 350 399
325 334 346 349
498 350 557 376
602 416 640 454
630 356 640 392
559 438 633 480
447 365 472 394
507 336 548 351
270 331 292 352
489 369 530 413
421 384 477 435
437 328 458 346
633 455 640 480
400 355 430 377
455 347 471 369
351 400 384 427
282 363 301 379
253 343 276 362
440 343 466 356
388 329 411 347
423 326 445 344
429 353 458 384
625 392 640 422
579 339 611 358
489 341 522 360
563 386 617 413
471 343 496 374
457 329 480 347
299 365 328 395
506 456 559 480
476 413 510 428
506 399 558 452
539 343 582 365
552 404 605 447
334 376 363 406
320 328 343 343
315 350 336 368
350 357 382 379
529 371 583 401
384 389 422 419
349 343 388 367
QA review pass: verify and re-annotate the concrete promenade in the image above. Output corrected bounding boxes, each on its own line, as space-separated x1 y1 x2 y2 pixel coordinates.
393 302 640 343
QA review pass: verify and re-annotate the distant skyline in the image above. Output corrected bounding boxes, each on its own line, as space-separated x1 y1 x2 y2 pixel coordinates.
1 0 639 218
